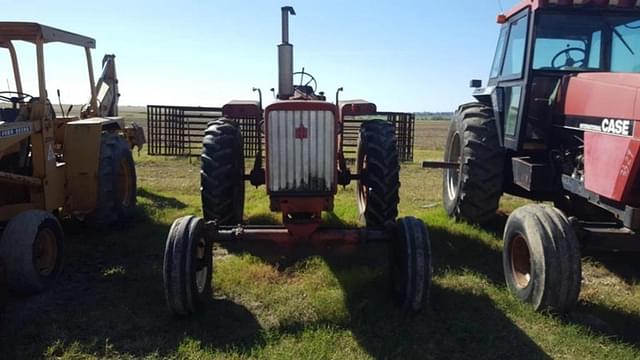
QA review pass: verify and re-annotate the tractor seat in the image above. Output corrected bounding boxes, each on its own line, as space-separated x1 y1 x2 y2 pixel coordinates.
0 108 18 122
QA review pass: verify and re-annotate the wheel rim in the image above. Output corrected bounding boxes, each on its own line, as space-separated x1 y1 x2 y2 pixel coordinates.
510 234 532 289
33 228 58 277
445 132 461 201
357 150 368 213
117 158 133 207
194 236 208 294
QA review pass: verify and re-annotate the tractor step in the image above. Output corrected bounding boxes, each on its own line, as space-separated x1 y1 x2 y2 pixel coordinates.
512 157 553 192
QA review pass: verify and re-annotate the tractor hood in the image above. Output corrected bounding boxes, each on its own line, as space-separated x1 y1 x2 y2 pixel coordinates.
563 73 640 136
562 72 640 204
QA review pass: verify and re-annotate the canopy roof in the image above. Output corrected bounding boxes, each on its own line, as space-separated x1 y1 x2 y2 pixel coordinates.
0 22 95 48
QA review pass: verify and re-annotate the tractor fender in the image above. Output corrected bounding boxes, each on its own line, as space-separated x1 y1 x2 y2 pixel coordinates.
67 116 124 130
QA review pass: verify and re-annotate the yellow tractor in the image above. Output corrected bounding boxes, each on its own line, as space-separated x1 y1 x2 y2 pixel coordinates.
0 23 143 294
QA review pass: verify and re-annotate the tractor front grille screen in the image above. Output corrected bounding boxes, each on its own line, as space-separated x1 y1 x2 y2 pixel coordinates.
266 110 336 193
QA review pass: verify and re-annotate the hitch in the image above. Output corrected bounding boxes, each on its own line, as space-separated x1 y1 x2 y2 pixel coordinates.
422 160 459 169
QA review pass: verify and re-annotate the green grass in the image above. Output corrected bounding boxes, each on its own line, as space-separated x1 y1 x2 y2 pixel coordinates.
2 121 640 359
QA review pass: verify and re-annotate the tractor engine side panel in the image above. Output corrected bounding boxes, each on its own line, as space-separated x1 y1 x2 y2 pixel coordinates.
584 133 640 202
564 74 640 204
266 108 336 193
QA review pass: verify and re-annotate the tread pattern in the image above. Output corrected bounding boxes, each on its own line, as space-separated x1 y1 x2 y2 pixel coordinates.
90 133 137 225
390 216 432 312
357 120 400 227
201 119 244 225
163 215 211 316
503 204 581 312
0 210 64 294
443 102 504 224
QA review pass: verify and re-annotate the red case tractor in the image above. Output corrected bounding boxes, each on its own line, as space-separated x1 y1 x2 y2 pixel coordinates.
426 0 640 312
163 7 432 315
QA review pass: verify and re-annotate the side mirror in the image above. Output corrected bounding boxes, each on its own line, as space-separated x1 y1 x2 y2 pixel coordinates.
469 79 482 88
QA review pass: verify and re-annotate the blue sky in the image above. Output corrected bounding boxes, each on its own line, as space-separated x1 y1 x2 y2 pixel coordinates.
2 0 521 112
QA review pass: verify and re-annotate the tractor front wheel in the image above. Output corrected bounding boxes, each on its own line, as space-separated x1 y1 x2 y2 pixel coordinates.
0 210 64 294
356 120 400 228
443 103 503 224
163 215 212 316
389 216 432 312
503 204 581 312
201 119 245 225
90 132 137 225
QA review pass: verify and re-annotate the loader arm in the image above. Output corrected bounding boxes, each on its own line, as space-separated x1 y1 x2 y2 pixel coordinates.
95 54 119 117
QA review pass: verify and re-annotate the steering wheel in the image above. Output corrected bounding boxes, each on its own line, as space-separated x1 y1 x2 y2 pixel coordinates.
0 91 34 108
551 47 586 69
293 71 317 94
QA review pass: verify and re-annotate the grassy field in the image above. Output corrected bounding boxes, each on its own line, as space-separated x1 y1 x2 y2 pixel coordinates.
2 117 640 359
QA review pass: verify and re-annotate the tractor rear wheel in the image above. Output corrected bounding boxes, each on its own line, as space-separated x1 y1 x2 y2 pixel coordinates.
356 120 400 228
90 132 137 225
389 216 432 312
0 210 64 294
502 204 581 312
201 119 245 225
443 103 503 224
163 215 212 316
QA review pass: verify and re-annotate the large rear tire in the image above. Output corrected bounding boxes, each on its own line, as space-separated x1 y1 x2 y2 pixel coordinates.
443 103 503 224
502 204 582 312
201 119 245 225
90 132 137 225
0 210 64 294
356 120 400 228
389 216 432 312
163 215 212 316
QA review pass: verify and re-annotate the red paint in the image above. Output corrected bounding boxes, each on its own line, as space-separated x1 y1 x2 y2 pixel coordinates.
339 100 377 118
504 0 639 21
564 74 640 120
214 226 390 249
222 100 262 118
277 197 332 239
565 73 640 203
294 124 308 139
584 133 640 201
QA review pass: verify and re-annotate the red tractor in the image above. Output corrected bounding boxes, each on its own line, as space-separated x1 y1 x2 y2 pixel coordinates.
430 0 640 312
163 6 432 315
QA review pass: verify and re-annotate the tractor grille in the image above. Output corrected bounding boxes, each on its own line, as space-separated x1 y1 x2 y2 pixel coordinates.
267 110 335 193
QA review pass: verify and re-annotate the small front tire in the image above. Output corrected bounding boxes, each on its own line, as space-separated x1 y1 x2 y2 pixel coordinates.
389 216 432 312
163 216 212 316
503 204 581 312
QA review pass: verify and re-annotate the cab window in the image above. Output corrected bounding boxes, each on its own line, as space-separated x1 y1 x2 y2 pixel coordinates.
501 15 529 77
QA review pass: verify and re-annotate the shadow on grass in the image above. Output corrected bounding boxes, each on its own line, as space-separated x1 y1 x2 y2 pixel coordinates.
333 277 552 359
218 213 552 358
0 193 263 358
583 251 640 285
429 225 505 284
568 301 640 345
138 188 187 209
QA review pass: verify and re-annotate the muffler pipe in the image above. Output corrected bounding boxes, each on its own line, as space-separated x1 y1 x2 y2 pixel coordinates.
278 6 296 100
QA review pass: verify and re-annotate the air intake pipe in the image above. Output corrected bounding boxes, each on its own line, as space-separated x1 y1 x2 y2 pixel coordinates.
278 6 296 100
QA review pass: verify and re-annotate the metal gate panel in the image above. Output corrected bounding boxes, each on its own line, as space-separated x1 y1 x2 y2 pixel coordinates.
342 112 415 162
147 105 414 163
147 105 261 158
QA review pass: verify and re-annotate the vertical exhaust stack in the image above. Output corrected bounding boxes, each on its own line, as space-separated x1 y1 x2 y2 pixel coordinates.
278 6 296 100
